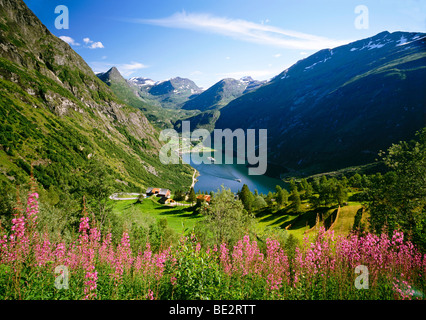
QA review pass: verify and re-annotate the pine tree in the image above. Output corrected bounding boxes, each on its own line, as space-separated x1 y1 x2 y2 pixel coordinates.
291 189 301 213
289 179 297 192
334 183 348 206
265 191 274 207
188 187 197 204
276 187 289 207
239 184 254 212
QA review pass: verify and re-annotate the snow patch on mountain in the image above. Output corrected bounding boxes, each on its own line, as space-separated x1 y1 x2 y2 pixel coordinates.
304 56 331 71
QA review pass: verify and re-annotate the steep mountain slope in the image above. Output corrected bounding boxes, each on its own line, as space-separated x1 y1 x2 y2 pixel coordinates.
215 31 426 177
0 0 193 193
98 68 200 128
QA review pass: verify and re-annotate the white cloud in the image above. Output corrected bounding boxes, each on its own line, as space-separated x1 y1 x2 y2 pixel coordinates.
83 37 105 49
59 36 80 46
118 62 147 76
274 53 281 58
133 11 351 50
89 41 105 49
91 61 148 77
225 56 231 60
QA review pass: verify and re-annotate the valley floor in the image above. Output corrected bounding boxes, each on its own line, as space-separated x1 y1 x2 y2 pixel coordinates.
111 196 365 242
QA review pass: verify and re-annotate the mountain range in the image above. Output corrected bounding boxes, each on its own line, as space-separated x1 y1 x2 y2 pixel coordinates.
215 31 426 177
181 77 266 112
0 0 425 193
131 76 203 109
99 68 268 131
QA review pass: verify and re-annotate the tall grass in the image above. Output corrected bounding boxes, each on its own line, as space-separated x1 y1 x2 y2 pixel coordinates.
1 182 425 300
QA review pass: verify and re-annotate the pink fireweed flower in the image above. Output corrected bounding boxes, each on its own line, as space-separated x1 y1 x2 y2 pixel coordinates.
11 216 25 239
146 289 154 300
54 242 67 264
34 233 53 267
117 232 133 271
230 235 264 276
83 269 98 300
220 242 231 274
393 276 415 300
79 217 90 234
99 232 115 265
265 238 290 286
25 192 39 227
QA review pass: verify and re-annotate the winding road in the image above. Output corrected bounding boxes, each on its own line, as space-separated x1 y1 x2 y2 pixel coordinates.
109 193 143 200
191 168 198 189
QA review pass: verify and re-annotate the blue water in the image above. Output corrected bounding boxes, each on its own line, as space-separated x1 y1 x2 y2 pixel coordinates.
182 152 285 195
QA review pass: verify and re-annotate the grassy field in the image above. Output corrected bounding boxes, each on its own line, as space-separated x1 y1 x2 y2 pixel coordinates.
328 204 366 236
254 200 364 241
110 196 203 234
111 195 365 242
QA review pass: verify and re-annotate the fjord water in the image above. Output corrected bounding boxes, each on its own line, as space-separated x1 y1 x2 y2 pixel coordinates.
182 151 285 194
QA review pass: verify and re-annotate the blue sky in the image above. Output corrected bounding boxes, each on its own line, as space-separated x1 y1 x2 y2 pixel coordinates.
24 0 426 88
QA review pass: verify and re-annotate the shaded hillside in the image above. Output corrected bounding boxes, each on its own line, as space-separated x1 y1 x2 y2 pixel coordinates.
216 31 426 177
176 77 266 131
182 78 253 111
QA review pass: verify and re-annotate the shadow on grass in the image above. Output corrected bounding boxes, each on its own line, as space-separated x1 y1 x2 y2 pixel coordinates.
255 205 339 232
255 205 299 225
153 205 203 220
280 206 339 231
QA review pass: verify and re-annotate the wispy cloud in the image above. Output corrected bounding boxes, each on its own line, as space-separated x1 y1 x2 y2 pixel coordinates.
130 11 350 50
91 61 148 77
59 36 80 46
190 70 203 76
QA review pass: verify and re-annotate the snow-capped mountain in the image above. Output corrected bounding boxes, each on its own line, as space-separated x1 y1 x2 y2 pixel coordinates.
129 77 203 109
239 76 268 93
216 31 426 176
181 76 267 112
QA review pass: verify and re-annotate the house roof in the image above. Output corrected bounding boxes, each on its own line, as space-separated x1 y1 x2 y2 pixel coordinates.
158 188 170 196
197 194 211 202
147 187 170 196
